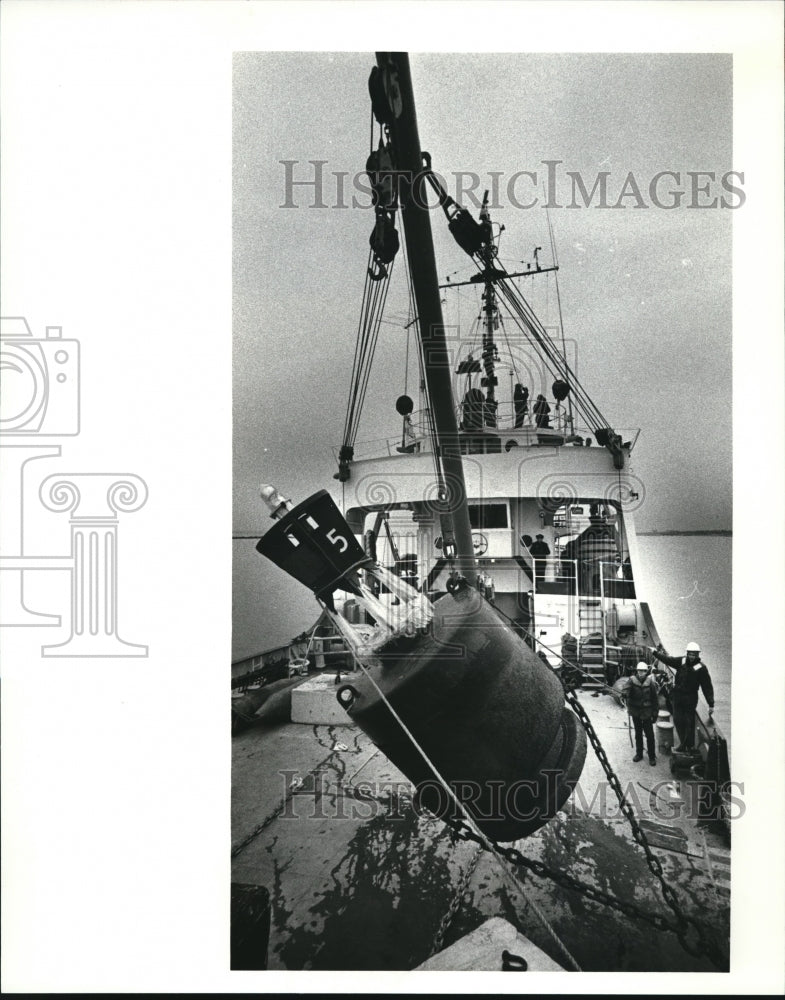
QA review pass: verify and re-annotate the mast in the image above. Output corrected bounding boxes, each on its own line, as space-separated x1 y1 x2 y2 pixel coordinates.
479 195 498 428
377 52 476 579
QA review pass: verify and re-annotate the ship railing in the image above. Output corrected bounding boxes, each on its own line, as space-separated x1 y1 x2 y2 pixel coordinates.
597 559 637 602
531 557 638 675
340 413 640 462
531 556 630 599
332 411 435 462
458 399 641 448
466 398 574 433
531 556 579 597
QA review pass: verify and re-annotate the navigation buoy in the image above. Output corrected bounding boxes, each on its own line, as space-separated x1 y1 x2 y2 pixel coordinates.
256 486 587 841
337 586 586 841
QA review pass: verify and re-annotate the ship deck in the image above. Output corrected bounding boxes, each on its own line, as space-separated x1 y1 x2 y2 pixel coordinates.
231 683 730 972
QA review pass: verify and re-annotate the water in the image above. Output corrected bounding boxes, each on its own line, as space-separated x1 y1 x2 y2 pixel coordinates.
637 534 731 739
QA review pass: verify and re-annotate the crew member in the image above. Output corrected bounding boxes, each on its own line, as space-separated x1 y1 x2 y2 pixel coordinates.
650 640 715 752
627 661 659 765
461 387 485 431
529 533 551 581
533 394 551 428
475 568 495 604
513 383 529 428
396 414 420 453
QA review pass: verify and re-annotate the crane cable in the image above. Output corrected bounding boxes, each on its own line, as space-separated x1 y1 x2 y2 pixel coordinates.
340 250 395 459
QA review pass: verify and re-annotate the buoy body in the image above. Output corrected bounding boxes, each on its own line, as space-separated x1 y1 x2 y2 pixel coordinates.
255 487 585 840
337 587 586 841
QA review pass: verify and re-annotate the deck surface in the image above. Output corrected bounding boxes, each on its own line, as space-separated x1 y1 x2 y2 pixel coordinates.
231 683 730 972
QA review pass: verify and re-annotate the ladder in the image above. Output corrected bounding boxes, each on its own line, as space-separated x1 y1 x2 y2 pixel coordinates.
578 598 606 688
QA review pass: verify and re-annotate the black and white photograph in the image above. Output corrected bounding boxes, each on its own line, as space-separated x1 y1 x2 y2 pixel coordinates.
232 48 738 974
2 1 784 993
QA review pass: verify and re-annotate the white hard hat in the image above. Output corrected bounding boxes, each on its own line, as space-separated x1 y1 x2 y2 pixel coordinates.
635 661 649 671
686 641 701 653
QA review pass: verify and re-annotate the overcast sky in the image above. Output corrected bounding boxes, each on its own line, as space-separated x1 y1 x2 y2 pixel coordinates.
233 51 733 659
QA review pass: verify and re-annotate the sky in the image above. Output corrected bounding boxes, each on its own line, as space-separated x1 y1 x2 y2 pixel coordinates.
233 51 734 659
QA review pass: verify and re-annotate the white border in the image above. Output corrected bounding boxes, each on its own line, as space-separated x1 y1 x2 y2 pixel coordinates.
2 1 783 994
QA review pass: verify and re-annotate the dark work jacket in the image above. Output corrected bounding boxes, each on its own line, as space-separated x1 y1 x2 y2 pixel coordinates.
626 675 659 718
652 652 714 708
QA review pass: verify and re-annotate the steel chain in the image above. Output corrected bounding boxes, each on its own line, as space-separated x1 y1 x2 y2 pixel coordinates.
428 839 483 957
451 503 726 964
233 654 724 966
429 663 727 968
562 687 726 967
447 815 676 934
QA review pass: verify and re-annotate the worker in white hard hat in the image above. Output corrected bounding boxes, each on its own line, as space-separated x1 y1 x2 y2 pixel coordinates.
649 641 715 752
626 661 659 765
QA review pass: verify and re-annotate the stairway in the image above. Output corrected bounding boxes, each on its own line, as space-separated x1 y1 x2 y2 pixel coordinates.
578 598 606 688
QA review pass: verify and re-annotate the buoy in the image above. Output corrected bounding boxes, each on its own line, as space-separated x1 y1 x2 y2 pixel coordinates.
256 486 587 841
336 586 586 841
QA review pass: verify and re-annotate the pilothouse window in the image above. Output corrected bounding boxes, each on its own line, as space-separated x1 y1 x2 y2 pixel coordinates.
468 503 509 530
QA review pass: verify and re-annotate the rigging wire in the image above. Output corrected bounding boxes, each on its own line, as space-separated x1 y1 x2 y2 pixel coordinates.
497 314 520 384
340 250 395 454
443 244 611 436
404 325 410 397
545 204 575 434
400 228 416 399
341 255 374 446
353 260 395 431
492 270 611 432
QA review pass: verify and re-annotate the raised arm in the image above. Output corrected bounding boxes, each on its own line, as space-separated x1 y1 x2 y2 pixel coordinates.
649 647 682 670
